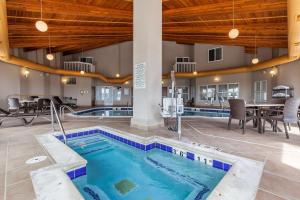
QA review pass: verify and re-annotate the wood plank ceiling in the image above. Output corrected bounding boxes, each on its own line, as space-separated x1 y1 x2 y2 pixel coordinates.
6 0 287 55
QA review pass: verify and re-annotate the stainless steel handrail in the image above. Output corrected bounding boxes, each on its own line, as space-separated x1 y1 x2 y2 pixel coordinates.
50 101 67 144
59 105 75 119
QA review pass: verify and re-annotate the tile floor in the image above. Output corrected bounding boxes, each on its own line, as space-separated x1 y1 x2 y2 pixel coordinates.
1 116 300 200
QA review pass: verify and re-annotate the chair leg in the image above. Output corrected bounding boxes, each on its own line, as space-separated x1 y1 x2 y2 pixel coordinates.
263 119 266 133
228 117 232 130
242 120 246 134
283 123 289 139
298 121 300 132
288 123 292 131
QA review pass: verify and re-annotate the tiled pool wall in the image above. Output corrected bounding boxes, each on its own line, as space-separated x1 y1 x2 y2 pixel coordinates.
74 107 132 115
55 128 232 180
74 107 230 115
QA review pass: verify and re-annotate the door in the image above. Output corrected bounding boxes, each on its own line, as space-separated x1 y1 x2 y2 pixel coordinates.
103 87 114 106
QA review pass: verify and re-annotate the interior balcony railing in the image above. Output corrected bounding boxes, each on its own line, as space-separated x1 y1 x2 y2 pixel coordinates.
173 62 197 73
63 61 95 73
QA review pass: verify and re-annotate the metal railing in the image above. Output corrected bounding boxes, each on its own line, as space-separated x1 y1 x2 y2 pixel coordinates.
173 62 197 73
59 105 75 119
50 101 67 144
63 61 95 73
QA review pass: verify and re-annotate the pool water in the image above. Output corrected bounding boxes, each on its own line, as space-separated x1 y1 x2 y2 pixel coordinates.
68 134 226 200
74 107 229 118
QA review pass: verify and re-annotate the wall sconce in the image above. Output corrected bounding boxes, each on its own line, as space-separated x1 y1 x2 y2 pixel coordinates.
269 67 278 77
125 81 129 85
214 76 220 82
80 70 85 75
23 69 30 78
62 78 67 84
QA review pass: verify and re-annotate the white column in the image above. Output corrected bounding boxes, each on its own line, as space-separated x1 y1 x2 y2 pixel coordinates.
131 0 163 130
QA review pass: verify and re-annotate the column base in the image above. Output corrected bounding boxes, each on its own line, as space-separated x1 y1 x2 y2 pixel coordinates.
130 117 164 131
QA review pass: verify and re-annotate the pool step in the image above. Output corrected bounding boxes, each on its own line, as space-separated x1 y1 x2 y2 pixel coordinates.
77 145 113 156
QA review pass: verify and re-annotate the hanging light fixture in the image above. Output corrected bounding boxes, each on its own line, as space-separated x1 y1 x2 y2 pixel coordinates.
46 34 54 61
252 35 259 64
116 45 121 78
35 0 48 32
229 0 239 39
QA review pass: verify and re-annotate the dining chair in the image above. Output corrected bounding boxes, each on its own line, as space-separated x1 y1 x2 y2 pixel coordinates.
263 98 300 139
8 98 22 113
36 98 51 113
228 99 256 134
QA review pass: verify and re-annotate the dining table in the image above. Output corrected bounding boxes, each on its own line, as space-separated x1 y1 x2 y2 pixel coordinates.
246 103 285 133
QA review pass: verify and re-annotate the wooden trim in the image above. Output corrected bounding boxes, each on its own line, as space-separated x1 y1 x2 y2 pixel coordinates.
1 54 298 85
0 0 9 60
288 0 300 59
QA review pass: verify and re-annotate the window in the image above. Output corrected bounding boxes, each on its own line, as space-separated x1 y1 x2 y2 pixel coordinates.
176 57 189 63
208 47 223 62
168 86 189 103
254 80 267 102
207 85 217 101
218 84 228 100
114 88 122 101
200 86 207 101
66 77 76 85
199 83 239 102
228 83 239 99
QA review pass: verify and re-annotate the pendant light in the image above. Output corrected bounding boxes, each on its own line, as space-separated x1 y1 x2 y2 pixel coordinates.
116 45 121 78
228 0 239 39
46 34 54 61
252 35 259 64
35 0 48 32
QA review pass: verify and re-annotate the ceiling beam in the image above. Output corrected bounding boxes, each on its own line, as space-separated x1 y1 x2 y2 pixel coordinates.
9 36 132 48
164 36 287 48
6 0 132 20
8 24 133 35
288 0 300 59
0 0 9 60
163 24 287 37
163 0 286 20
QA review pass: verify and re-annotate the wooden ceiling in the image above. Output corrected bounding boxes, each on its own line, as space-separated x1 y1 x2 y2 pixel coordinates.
6 0 288 55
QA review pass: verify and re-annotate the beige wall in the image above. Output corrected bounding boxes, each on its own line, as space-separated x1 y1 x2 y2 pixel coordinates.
194 44 245 70
2 44 298 109
63 77 92 106
195 73 252 106
277 60 300 98
0 61 21 109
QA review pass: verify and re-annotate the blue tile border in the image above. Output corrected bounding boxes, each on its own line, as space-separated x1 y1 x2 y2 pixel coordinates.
67 166 86 180
55 129 232 173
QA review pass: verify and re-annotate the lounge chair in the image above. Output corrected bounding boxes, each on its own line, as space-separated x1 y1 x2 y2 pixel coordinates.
263 98 300 139
52 96 77 108
228 99 256 134
0 106 36 126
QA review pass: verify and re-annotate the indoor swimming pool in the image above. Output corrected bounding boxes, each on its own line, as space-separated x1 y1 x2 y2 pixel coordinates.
73 107 229 118
67 134 226 200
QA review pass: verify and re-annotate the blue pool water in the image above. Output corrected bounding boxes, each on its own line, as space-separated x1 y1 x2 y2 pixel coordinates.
74 107 229 118
68 134 226 200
